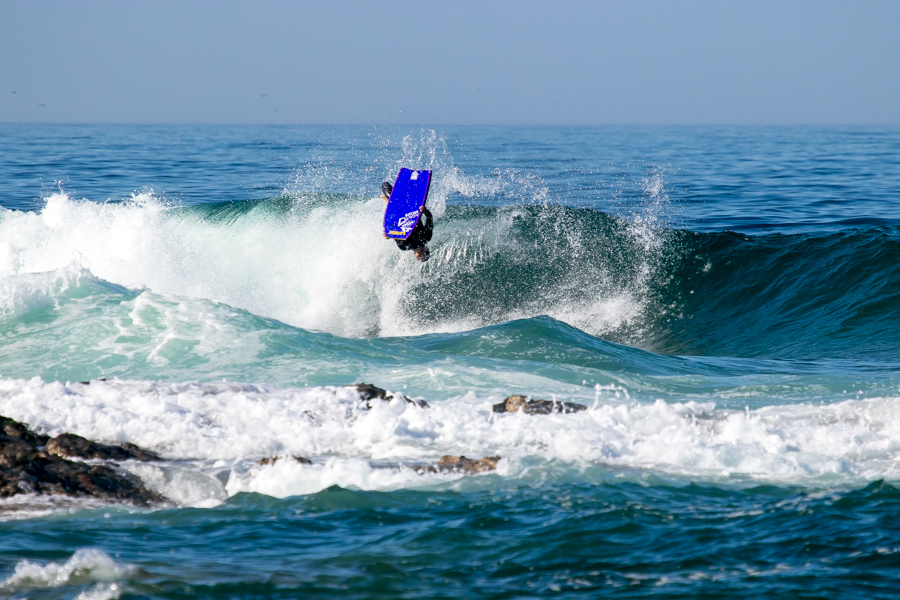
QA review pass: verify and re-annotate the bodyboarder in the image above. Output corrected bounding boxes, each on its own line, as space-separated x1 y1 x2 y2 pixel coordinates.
382 181 433 262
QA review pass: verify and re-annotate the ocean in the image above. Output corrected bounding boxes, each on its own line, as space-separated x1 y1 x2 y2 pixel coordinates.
1 124 900 598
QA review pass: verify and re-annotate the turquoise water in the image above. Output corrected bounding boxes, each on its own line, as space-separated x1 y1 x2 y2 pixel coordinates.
2 125 900 598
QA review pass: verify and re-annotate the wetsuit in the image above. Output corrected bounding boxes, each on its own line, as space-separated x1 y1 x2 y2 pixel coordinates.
395 207 433 251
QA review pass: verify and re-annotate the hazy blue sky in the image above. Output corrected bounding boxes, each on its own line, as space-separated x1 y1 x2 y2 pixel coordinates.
2 0 898 125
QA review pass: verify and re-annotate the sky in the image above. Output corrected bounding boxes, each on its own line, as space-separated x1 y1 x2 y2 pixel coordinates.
1 0 898 125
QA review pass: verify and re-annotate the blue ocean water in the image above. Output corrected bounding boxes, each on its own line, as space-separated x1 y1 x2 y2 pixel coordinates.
2 124 900 598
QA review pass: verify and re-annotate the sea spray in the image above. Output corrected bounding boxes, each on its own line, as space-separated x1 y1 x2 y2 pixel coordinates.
0 192 675 340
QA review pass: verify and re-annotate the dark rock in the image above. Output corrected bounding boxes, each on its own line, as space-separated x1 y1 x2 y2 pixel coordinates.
416 455 501 475
45 433 161 462
492 395 587 415
353 383 389 402
0 415 49 446
351 383 428 408
0 415 166 506
256 455 312 467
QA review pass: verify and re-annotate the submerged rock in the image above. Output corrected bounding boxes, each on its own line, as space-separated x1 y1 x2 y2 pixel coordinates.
353 383 389 402
492 394 587 415
0 416 166 506
46 433 161 462
352 383 429 408
256 455 312 467
437 455 500 473
416 455 501 475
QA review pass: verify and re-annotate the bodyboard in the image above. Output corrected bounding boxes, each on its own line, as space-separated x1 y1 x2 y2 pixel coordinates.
383 168 432 240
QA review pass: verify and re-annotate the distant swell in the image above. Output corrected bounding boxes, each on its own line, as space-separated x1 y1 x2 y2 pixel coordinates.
661 226 900 360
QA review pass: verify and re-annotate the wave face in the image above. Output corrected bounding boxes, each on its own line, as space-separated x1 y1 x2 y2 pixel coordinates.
664 226 900 360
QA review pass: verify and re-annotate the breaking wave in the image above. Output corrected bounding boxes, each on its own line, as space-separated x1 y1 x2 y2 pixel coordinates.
3 189 900 360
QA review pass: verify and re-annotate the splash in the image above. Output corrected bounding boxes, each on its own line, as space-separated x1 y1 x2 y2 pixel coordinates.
0 185 672 341
1 548 133 595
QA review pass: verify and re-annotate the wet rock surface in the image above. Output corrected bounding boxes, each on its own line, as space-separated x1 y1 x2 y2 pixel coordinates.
492 394 587 415
437 455 500 473
0 416 166 506
256 455 312 467
45 433 161 462
416 455 501 475
1 415 50 446
352 383 429 408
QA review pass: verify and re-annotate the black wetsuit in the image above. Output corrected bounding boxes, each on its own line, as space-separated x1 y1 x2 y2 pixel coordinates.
395 207 433 251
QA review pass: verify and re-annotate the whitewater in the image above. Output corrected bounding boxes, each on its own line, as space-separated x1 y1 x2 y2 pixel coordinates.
2 124 900 599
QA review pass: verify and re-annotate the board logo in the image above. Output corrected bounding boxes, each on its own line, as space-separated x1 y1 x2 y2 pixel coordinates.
398 210 421 233
410 171 419 180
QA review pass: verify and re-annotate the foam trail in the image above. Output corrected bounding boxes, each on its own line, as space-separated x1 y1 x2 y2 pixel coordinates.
1 549 133 594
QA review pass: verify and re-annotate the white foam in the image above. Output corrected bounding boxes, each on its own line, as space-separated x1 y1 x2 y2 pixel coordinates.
0 262 92 319
225 456 467 498
1 548 133 593
0 192 462 337
3 377 900 502
121 461 228 508
75 582 124 600
0 143 677 343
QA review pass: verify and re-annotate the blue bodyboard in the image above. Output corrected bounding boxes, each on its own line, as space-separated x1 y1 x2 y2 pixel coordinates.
383 168 432 240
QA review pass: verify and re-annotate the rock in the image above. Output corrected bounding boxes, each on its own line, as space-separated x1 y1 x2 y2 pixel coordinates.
0 439 163 505
437 455 500 473
416 455 501 475
256 455 312 467
492 395 587 415
45 433 161 462
0 415 49 446
0 415 166 506
351 383 429 408
353 383 389 402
